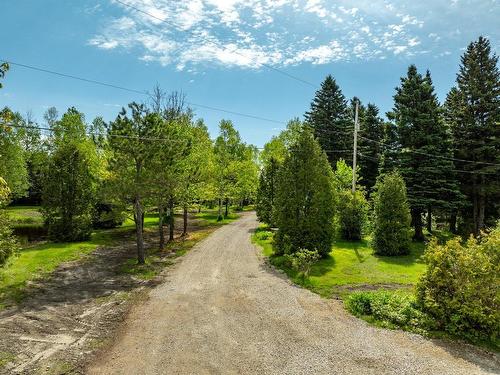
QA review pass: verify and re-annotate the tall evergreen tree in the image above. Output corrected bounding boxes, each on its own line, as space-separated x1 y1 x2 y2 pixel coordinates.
446 36 500 234
274 128 335 257
390 65 460 240
357 102 385 191
305 75 353 167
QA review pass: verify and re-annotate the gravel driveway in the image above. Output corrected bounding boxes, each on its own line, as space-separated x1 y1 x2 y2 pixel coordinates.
88 213 499 375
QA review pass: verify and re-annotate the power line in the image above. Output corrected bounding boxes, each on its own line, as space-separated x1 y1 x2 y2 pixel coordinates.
1 59 286 126
357 151 497 176
114 0 317 88
357 134 500 168
3 123 189 144
312 127 500 168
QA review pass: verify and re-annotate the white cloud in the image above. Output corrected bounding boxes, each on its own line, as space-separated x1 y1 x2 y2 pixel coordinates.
89 0 464 70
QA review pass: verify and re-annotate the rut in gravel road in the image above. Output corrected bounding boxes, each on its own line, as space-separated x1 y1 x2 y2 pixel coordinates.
88 212 500 375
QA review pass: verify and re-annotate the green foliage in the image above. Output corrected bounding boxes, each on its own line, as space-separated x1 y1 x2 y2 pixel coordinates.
214 120 257 220
0 178 19 266
416 224 500 341
0 108 29 198
286 248 320 281
372 172 411 256
445 36 500 235
337 189 368 241
274 128 335 257
256 157 279 226
357 102 384 192
305 75 353 166
389 66 461 240
332 160 367 241
346 291 435 334
42 109 98 242
0 62 8 89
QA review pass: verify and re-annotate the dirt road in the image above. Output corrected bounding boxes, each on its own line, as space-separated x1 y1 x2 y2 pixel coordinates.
89 213 499 375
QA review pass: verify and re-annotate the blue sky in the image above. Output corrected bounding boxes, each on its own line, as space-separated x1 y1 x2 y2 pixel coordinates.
1 0 498 147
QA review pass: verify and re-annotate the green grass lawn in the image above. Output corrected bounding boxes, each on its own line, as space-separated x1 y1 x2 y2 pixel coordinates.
194 211 240 226
5 205 44 226
252 226 426 298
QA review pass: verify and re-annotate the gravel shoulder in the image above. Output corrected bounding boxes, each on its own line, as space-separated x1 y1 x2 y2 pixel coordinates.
88 212 500 375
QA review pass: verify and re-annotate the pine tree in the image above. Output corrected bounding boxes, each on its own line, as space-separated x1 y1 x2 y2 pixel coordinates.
256 157 279 226
390 65 461 240
357 102 385 191
446 36 500 235
274 128 335 257
372 172 411 256
305 75 353 167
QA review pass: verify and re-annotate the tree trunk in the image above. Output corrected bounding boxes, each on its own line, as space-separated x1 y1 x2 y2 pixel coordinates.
449 210 457 234
412 209 425 241
225 199 229 218
169 197 175 242
182 204 188 236
134 198 145 264
478 192 485 234
217 198 223 221
158 204 165 250
426 206 432 233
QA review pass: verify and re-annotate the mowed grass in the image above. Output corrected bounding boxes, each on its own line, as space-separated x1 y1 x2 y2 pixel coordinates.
194 211 240 226
5 205 44 226
252 226 426 298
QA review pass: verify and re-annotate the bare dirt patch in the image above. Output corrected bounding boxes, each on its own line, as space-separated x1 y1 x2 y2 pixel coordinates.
0 214 217 374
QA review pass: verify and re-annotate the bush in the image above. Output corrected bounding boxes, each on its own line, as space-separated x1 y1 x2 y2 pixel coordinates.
416 225 500 342
0 177 19 266
42 140 97 242
372 172 411 255
255 230 273 241
274 128 335 257
337 189 368 241
346 291 434 334
286 248 320 281
92 202 125 229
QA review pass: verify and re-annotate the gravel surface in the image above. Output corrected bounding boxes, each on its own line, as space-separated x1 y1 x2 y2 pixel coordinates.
88 213 500 375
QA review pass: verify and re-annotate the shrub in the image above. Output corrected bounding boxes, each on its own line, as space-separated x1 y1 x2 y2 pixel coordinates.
0 177 19 266
372 172 411 255
286 248 320 281
274 128 335 257
337 189 368 241
42 141 98 242
416 225 500 341
255 230 273 241
92 202 125 229
346 291 434 334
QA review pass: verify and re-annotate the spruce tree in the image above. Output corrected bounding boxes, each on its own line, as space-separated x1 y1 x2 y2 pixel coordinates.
305 75 353 167
447 36 500 234
274 128 335 257
256 157 279 226
357 102 385 191
390 66 461 240
372 172 411 256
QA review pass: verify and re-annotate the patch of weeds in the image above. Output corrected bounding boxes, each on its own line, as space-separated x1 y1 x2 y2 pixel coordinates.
0 351 15 367
118 257 164 280
345 290 436 335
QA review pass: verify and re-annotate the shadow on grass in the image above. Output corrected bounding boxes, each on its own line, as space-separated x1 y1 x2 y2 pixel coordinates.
373 241 426 266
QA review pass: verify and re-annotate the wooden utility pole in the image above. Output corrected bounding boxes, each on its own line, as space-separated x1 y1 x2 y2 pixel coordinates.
352 101 359 193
